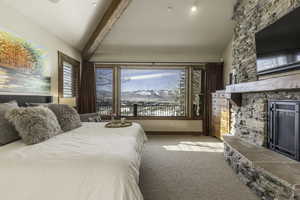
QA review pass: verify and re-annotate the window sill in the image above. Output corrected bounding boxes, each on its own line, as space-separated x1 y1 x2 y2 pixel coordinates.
101 116 203 120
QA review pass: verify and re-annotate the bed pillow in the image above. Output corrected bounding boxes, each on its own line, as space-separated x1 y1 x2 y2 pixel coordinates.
5 106 62 145
80 113 102 122
25 102 50 107
46 104 81 132
0 101 20 145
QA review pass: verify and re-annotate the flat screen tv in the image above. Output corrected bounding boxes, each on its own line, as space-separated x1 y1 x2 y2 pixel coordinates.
255 7 300 75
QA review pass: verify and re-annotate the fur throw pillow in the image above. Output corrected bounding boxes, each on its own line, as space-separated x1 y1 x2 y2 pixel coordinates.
46 104 81 132
0 101 20 145
5 106 62 145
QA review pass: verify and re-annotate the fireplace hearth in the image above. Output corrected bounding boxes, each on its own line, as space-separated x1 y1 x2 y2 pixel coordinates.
268 100 300 161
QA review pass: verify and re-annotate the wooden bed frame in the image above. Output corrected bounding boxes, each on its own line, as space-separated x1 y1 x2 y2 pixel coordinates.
0 94 53 106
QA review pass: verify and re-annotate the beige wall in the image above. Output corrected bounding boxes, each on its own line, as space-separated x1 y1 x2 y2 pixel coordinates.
222 38 233 87
0 2 81 101
91 51 221 63
134 120 202 133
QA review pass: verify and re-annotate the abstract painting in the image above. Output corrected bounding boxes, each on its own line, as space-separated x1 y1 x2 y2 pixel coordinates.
0 29 50 95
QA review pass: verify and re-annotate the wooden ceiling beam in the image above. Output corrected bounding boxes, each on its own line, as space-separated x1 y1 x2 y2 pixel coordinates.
82 0 131 61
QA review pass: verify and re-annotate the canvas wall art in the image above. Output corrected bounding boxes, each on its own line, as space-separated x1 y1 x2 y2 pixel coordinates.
0 29 50 95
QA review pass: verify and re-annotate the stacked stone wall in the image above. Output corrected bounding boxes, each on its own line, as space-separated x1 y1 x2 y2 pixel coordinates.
224 143 299 200
231 0 300 146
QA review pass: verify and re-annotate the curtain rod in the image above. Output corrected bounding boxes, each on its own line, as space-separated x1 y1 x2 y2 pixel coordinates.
94 61 207 66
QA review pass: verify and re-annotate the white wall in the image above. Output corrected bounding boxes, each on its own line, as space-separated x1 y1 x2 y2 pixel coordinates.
0 2 81 101
134 120 202 133
222 38 233 87
91 50 222 63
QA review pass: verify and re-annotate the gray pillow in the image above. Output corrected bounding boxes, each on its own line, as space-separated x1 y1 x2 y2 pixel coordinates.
80 113 102 122
25 102 50 107
5 106 62 145
0 101 20 145
46 104 81 132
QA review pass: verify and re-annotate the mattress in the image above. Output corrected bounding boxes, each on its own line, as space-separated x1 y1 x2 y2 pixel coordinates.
0 122 147 200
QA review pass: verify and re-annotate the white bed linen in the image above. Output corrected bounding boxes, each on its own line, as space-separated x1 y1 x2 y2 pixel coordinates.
0 122 147 200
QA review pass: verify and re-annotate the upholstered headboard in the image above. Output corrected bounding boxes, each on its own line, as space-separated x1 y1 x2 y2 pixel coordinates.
0 95 53 107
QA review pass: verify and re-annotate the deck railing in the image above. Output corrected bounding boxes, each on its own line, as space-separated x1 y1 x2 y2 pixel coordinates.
96 103 112 116
96 102 185 117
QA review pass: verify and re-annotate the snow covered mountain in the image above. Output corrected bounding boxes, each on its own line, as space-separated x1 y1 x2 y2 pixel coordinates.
121 89 178 102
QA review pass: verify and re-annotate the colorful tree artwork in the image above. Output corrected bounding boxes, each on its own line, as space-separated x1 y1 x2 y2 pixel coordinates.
0 30 50 95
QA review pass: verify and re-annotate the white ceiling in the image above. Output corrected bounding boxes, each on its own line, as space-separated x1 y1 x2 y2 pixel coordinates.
1 0 236 61
92 0 236 62
0 0 112 50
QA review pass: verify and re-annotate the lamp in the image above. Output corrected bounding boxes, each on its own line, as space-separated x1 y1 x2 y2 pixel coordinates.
58 97 77 107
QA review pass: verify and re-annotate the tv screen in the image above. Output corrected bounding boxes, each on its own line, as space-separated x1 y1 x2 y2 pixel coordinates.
255 7 300 75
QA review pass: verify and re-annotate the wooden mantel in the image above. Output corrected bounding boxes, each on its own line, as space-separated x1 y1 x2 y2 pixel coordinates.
226 74 300 93
225 74 300 106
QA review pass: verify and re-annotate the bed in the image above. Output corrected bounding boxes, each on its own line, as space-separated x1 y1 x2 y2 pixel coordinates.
0 122 147 200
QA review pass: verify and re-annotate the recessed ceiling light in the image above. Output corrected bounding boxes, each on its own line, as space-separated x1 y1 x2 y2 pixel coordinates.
49 0 61 3
168 6 173 12
190 0 199 14
92 1 97 7
191 5 198 13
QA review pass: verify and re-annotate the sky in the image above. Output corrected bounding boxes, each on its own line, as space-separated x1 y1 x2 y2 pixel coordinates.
121 69 184 92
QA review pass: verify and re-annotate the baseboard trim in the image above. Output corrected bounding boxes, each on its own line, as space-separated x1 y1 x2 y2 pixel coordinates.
146 131 204 135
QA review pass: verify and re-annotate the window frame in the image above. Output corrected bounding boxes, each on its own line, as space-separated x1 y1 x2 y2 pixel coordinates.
190 67 206 120
95 64 204 120
58 51 81 99
94 65 118 115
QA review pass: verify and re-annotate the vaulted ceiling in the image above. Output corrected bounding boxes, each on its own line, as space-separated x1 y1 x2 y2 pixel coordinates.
1 0 236 62
1 0 112 50
92 0 236 62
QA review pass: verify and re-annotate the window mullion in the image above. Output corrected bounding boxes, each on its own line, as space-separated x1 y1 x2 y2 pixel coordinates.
114 66 121 116
187 66 192 118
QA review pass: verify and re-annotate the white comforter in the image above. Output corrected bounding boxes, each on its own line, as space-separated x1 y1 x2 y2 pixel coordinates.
0 122 147 200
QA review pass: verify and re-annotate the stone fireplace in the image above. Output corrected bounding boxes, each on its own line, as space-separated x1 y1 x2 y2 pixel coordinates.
224 89 300 200
228 0 300 148
268 100 300 161
231 91 300 148
222 0 300 199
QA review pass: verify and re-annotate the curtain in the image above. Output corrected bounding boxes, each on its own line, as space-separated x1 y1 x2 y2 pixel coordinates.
203 63 224 136
78 61 96 114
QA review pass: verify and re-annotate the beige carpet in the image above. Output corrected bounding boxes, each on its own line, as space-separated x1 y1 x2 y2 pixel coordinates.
140 135 258 200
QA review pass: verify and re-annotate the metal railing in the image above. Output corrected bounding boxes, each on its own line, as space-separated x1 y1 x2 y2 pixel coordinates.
96 102 185 117
96 102 112 116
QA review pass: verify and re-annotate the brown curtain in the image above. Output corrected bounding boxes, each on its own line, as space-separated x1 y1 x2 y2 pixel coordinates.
78 61 96 114
203 63 224 136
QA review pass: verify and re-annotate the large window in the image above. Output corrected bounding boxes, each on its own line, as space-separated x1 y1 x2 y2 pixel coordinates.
191 68 204 119
58 52 80 99
120 68 186 117
62 62 75 98
95 65 204 119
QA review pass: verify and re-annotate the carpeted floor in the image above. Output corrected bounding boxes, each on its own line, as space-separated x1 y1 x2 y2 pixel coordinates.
140 135 258 200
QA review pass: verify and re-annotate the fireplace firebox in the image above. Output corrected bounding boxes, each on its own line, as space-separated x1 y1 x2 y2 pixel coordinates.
268 100 300 161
